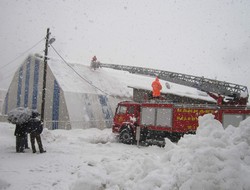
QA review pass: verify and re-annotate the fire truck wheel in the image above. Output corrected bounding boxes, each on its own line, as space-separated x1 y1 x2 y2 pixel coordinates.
119 128 134 144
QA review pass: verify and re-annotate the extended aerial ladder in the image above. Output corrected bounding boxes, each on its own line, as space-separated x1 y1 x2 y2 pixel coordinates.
91 60 249 106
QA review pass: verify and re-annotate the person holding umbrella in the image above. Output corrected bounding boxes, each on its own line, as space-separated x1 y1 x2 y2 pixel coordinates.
8 107 45 153
8 107 31 153
14 121 28 153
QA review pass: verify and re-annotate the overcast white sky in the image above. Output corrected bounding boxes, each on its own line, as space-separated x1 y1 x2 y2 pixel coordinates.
0 0 250 91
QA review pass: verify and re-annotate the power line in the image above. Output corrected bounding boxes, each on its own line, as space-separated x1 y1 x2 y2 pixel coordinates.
50 44 110 96
0 37 45 70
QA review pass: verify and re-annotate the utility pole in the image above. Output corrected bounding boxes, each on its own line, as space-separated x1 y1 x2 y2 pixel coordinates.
41 28 50 122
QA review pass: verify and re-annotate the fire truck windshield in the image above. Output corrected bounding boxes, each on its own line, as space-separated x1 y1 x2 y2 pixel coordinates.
117 105 135 114
117 106 127 114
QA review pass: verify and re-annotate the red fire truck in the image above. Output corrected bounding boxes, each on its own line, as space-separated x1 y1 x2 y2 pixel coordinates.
92 62 249 145
112 101 250 144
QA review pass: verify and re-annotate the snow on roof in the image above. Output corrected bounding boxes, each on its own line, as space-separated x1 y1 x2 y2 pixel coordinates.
48 59 215 102
48 59 132 98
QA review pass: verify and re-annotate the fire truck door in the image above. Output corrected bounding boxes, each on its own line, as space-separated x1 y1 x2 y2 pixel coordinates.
141 107 173 127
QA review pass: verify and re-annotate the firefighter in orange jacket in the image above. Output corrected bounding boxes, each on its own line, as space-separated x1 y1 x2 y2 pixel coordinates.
151 77 162 98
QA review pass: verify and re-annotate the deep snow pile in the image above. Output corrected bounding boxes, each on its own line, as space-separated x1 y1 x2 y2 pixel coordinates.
0 115 250 190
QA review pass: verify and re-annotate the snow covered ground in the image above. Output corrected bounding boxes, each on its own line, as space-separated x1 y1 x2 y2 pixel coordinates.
1 114 250 190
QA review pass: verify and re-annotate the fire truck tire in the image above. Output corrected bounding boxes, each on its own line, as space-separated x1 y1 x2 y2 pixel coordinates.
119 128 134 144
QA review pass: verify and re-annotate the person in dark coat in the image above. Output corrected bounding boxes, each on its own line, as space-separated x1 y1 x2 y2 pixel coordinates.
27 112 46 153
14 122 28 153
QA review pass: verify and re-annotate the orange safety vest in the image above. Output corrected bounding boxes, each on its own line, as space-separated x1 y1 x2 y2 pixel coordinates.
151 78 162 97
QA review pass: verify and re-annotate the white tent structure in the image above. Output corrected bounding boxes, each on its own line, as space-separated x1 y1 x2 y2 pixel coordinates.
2 55 130 129
2 54 215 130
0 89 7 115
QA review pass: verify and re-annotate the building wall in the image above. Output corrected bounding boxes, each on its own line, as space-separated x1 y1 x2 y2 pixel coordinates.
3 56 44 115
64 92 114 129
0 89 7 115
2 55 127 130
42 65 70 130
2 55 70 130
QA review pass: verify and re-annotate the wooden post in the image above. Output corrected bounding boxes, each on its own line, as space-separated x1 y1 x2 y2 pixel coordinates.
41 28 50 122
136 126 141 147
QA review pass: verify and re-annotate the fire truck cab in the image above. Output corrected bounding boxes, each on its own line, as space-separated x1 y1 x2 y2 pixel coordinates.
112 101 250 145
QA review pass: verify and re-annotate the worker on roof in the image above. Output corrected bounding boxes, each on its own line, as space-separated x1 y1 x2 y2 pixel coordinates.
91 55 99 70
151 77 162 98
92 55 97 62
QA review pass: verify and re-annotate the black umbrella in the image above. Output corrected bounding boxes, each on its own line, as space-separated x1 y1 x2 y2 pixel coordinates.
7 107 33 125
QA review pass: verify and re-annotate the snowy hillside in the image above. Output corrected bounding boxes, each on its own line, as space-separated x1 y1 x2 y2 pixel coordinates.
1 114 250 190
